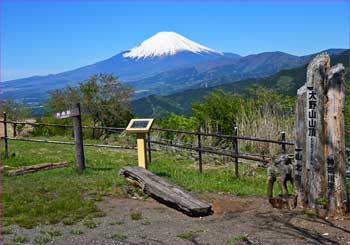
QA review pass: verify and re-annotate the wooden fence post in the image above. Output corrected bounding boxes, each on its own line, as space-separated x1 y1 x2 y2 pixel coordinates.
147 132 152 163
234 126 239 177
3 112 9 159
13 123 17 137
73 103 85 171
281 131 286 153
197 128 203 174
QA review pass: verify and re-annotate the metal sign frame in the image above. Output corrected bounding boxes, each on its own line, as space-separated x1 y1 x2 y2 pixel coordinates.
126 118 154 133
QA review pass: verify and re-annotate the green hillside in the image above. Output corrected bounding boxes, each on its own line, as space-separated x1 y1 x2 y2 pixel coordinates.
132 50 350 117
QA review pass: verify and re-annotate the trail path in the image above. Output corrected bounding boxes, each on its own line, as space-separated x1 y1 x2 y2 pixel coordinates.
2 193 349 244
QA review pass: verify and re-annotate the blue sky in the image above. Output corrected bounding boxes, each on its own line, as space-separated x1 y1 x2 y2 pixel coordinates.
1 0 349 81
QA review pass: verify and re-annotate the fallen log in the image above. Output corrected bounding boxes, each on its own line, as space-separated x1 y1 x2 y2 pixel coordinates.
6 162 69 176
119 166 212 216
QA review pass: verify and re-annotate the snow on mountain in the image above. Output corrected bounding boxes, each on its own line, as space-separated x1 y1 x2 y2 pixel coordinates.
123 31 223 59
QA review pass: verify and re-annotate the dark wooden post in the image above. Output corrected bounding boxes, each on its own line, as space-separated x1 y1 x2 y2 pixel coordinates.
234 126 239 177
3 112 8 159
73 103 85 171
197 128 203 174
147 132 152 163
13 123 17 137
281 131 286 153
294 53 348 216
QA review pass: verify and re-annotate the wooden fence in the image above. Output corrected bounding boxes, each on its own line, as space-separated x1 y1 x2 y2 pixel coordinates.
1 112 294 176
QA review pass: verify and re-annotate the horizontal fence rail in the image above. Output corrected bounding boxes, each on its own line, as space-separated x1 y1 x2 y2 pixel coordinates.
0 120 125 131
152 127 294 145
1 115 296 176
148 139 267 162
1 137 136 149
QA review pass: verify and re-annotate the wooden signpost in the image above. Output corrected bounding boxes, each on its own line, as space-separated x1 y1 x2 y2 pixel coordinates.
54 103 85 172
294 53 348 216
126 118 154 169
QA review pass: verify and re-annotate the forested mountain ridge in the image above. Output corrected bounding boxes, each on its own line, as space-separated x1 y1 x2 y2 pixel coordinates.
132 50 350 117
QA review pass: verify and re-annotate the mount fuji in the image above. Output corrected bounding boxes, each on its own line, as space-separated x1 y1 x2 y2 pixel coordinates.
123 31 223 58
2 32 233 102
1 31 346 104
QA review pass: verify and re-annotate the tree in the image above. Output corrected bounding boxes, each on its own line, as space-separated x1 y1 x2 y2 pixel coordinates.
46 73 134 137
0 99 32 120
244 84 295 116
192 89 243 134
96 73 134 128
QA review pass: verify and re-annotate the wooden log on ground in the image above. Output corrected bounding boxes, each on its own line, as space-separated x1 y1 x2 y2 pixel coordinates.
6 162 69 176
120 166 212 216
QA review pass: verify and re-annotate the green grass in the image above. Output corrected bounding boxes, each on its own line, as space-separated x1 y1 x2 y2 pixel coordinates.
41 229 62 237
130 212 143 220
12 236 28 243
1 136 136 228
1 228 13 234
83 219 98 229
177 231 195 240
33 235 51 244
111 233 128 241
62 217 75 225
2 135 277 229
141 220 151 225
226 234 251 244
70 229 84 235
110 220 124 225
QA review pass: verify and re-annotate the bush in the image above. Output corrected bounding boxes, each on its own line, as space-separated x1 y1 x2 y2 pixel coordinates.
192 86 295 156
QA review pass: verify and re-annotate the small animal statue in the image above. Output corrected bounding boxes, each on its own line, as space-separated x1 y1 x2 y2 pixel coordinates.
267 154 293 201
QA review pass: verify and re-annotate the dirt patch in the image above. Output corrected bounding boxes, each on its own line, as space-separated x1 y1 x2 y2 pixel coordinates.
212 197 253 215
1 193 349 244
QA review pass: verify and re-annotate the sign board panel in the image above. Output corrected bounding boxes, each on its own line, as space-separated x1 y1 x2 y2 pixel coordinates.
53 107 80 120
126 118 154 133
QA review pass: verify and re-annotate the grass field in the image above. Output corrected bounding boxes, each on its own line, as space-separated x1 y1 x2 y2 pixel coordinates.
1 136 279 229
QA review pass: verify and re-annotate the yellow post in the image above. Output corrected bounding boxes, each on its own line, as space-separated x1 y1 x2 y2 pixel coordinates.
126 119 154 169
137 133 147 168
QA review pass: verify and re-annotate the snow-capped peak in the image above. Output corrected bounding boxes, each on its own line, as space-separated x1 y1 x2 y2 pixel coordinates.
123 31 222 59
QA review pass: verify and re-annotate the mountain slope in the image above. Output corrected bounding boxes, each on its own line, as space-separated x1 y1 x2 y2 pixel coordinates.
132 50 350 117
2 28 346 105
128 49 347 98
1 32 226 102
